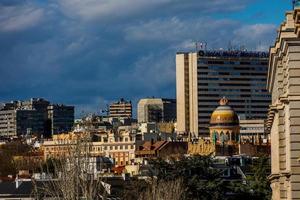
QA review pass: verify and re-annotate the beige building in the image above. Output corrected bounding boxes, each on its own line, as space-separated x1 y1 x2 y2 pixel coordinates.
176 50 270 137
189 97 240 156
42 131 136 166
109 98 132 118
137 98 176 123
267 6 300 200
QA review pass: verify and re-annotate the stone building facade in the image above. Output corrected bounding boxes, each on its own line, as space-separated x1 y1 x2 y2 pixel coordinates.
267 8 300 200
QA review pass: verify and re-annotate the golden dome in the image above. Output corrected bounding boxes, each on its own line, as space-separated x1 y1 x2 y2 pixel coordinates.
210 97 239 127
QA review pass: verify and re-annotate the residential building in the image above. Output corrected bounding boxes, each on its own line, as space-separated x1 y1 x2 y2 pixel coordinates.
135 141 188 159
136 122 176 142
47 104 74 135
0 98 49 137
137 98 176 123
176 50 270 137
0 98 74 137
42 131 136 166
267 6 300 199
109 98 132 118
239 119 267 144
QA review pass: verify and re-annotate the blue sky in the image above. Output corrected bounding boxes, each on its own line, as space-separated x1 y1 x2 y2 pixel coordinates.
0 0 293 117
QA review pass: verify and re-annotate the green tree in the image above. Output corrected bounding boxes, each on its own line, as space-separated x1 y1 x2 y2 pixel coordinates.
147 156 271 200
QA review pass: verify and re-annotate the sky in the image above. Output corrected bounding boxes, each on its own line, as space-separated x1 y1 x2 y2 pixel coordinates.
0 0 292 117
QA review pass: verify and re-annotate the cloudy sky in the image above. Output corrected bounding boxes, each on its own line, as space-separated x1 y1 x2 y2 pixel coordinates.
0 0 291 117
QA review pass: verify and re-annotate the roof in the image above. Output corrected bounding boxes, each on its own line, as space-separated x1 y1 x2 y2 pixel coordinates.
0 181 34 198
141 141 168 151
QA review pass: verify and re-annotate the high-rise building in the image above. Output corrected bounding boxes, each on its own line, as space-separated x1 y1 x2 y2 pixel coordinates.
109 98 132 118
0 98 49 137
47 104 74 135
137 98 176 123
0 98 74 137
267 6 300 199
176 50 271 137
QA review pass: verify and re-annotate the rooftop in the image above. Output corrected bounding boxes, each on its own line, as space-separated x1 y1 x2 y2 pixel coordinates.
177 50 269 58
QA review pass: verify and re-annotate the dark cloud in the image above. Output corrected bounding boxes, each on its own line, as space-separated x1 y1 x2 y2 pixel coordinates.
0 0 27 6
0 0 277 117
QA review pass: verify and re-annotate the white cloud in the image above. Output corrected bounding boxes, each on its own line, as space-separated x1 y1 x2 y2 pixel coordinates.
0 0 277 116
55 0 251 21
0 5 44 32
125 17 237 43
234 24 276 38
233 24 277 51
124 17 277 51
56 0 170 21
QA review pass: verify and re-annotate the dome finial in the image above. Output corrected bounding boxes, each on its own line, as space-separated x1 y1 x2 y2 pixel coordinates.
219 97 228 106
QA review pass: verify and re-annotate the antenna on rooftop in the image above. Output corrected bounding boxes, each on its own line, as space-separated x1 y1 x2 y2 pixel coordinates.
195 42 207 52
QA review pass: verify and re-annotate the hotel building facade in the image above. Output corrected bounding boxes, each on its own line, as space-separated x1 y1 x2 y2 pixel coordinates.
176 50 271 137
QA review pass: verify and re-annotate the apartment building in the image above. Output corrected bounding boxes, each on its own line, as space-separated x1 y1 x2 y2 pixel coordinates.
0 98 74 137
109 98 132 118
42 131 136 166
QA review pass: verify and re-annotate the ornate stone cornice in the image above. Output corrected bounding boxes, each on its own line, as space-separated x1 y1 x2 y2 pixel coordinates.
268 173 280 182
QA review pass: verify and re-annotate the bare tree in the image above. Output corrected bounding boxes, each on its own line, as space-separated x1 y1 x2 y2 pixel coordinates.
34 135 107 200
139 178 186 200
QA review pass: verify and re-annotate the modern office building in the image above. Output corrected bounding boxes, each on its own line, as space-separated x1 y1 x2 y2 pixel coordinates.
137 98 176 123
267 5 300 199
0 98 74 137
109 98 132 118
0 98 49 137
176 50 271 137
47 104 75 135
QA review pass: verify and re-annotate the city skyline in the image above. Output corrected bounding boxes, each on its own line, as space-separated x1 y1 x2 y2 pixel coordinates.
0 0 291 116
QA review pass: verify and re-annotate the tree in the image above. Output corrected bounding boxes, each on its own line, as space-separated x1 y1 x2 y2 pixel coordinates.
34 136 106 200
223 156 271 200
147 156 271 200
149 156 228 200
139 178 186 200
